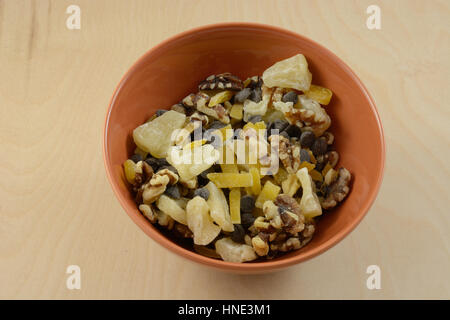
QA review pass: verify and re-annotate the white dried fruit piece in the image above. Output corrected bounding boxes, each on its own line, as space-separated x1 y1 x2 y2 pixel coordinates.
243 85 273 121
166 144 220 181
205 182 234 232
296 167 322 219
133 110 186 158
156 194 187 225
262 54 312 91
186 196 221 245
215 237 257 263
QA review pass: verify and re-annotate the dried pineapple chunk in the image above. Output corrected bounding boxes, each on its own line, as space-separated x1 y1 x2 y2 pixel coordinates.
205 182 234 232
281 173 300 197
309 169 323 182
255 181 281 208
305 85 333 105
208 91 234 107
182 139 207 151
321 163 333 176
299 161 315 172
229 188 241 224
273 167 288 185
186 196 221 245
207 173 253 188
230 103 243 120
166 144 219 181
133 110 186 158
220 163 239 173
296 167 322 219
262 54 312 91
215 237 257 263
156 194 187 225
249 167 262 195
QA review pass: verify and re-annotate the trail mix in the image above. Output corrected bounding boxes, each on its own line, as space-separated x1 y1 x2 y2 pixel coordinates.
123 54 352 263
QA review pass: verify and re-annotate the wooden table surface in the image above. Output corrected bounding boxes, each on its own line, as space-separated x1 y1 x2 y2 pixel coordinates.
0 0 449 299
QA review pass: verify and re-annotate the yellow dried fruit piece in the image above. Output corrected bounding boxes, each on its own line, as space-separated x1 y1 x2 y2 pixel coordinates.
249 167 262 195
220 163 239 173
183 139 206 151
309 169 323 182
322 163 333 177
207 173 253 188
262 54 312 91
229 188 241 224
123 159 136 184
212 124 232 142
299 161 315 172
254 121 266 131
133 110 186 158
273 167 288 185
281 173 300 197
255 181 281 208
305 85 333 105
208 91 234 107
230 104 243 120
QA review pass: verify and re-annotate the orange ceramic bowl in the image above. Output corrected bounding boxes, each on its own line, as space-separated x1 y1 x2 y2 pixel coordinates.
103 23 385 273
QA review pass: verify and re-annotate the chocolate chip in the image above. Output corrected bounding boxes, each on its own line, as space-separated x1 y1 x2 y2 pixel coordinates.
156 109 167 117
130 154 143 163
280 131 290 140
315 161 325 172
272 119 289 132
240 195 255 213
312 137 328 156
300 131 315 148
155 158 170 168
208 121 227 131
164 185 180 199
247 115 262 124
193 187 210 200
283 124 302 138
241 213 255 228
282 91 298 104
300 149 311 163
145 157 159 170
249 87 262 102
231 224 246 243
234 88 252 103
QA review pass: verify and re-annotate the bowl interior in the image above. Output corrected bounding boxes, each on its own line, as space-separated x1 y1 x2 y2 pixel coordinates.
104 24 384 272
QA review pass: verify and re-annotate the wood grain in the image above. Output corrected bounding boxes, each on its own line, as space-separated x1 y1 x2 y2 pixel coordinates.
0 0 449 299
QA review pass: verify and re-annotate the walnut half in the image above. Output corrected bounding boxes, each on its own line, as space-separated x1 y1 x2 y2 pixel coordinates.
321 167 351 210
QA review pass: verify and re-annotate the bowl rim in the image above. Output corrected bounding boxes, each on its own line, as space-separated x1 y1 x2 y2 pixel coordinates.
103 22 386 272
